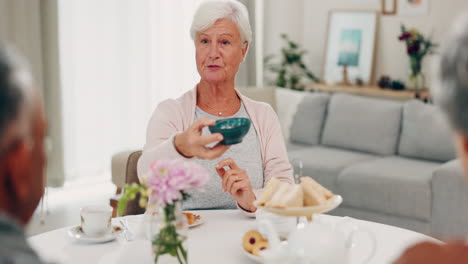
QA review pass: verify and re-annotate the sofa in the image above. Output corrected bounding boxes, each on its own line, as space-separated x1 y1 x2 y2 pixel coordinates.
110 87 468 238
287 91 468 238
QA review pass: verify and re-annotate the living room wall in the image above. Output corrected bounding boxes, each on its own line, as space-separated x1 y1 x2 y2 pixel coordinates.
264 0 468 86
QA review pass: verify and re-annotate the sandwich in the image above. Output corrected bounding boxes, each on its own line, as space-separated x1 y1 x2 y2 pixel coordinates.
301 177 334 206
256 178 282 206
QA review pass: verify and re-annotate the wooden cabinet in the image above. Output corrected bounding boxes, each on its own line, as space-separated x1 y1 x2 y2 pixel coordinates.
304 83 431 102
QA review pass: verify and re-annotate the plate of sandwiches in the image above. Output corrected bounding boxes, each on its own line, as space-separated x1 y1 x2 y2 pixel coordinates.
254 177 343 218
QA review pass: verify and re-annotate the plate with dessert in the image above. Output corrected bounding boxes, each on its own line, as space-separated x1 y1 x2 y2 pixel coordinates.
241 230 270 263
254 177 342 218
152 211 203 228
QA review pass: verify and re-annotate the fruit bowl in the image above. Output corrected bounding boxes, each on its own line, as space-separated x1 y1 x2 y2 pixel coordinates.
208 117 251 145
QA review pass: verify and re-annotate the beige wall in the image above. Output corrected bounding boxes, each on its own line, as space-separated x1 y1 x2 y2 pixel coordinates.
265 0 468 86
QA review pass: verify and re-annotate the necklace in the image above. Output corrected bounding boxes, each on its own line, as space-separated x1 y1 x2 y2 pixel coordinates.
199 98 240 116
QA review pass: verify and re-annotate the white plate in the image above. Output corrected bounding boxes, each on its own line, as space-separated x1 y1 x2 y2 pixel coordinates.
189 214 204 228
255 195 343 218
241 246 263 263
151 212 204 228
68 225 123 243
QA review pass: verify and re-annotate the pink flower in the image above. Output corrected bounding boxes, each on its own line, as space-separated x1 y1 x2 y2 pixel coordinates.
144 160 210 206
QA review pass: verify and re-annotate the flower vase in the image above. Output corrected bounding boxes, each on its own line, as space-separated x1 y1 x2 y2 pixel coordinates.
149 201 188 264
409 57 425 94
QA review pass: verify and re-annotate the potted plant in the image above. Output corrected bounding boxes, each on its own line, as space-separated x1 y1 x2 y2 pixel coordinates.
264 34 320 90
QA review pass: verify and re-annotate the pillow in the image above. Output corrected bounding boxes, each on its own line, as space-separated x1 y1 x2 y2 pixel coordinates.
321 93 402 155
289 93 330 145
398 100 456 162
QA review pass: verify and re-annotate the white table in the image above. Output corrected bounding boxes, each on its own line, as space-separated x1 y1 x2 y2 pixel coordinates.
29 210 440 264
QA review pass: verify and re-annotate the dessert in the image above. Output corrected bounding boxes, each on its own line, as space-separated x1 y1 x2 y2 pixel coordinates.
267 183 303 208
242 230 266 253
265 181 291 208
301 177 334 199
152 211 199 225
256 176 334 208
256 178 282 206
252 241 269 256
183 212 195 225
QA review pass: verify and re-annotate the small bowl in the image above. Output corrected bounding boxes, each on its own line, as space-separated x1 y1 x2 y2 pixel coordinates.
208 118 251 145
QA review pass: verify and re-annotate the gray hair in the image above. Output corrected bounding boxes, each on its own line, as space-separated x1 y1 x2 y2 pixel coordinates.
0 44 33 153
434 13 468 136
190 0 252 45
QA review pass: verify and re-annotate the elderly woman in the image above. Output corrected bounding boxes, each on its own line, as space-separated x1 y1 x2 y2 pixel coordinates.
395 14 468 263
137 0 293 215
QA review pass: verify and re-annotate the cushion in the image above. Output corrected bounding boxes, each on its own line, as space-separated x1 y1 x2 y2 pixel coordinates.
337 156 440 221
398 100 456 162
288 146 377 193
290 93 330 145
321 94 402 155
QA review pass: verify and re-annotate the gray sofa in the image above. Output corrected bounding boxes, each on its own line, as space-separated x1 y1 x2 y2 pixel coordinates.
287 92 468 238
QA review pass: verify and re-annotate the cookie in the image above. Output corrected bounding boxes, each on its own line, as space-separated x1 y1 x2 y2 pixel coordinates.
242 230 264 253
252 241 269 256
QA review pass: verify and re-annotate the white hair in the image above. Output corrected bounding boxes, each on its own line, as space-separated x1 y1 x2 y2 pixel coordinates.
190 0 252 46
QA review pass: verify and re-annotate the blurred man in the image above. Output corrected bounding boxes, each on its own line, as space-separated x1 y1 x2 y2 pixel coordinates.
395 14 468 263
0 45 46 263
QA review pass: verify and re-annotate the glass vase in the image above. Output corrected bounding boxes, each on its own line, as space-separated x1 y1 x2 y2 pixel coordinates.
408 56 425 92
148 201 188 264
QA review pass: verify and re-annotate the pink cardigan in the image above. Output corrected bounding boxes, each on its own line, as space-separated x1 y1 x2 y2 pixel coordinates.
138 87 293 215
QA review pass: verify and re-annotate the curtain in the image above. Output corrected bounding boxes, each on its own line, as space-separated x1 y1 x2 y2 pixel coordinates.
57 0 260 181
0 0 65 187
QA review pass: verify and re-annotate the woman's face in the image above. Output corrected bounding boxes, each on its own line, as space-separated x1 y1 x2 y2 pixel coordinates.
195 18 248 85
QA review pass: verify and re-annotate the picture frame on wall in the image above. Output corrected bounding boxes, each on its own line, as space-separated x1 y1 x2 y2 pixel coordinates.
398 0 429 16
323 10 379 85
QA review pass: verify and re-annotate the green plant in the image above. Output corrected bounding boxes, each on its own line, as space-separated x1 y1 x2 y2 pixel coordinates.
264 33 319 89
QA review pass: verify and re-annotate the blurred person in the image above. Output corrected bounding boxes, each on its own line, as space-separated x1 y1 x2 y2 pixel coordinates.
138 0 293 215
395 13 468 264
0 44 47 263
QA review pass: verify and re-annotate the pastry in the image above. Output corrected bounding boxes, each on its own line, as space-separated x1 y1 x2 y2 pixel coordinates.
183 212 195 225
242 230 265 253
265 181 291 208
256 178 282 206
301 177 334 199
273 184 303 208
252 241 269 256
301 177 333 206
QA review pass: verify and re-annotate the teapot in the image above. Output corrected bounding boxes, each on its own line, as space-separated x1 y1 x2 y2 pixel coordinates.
259 215 376 264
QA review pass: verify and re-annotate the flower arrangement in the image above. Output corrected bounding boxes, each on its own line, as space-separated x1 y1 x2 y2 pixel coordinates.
398 25 437 89
118 159 209 264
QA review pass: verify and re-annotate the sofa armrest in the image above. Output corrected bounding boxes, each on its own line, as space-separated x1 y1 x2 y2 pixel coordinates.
431 159 468 238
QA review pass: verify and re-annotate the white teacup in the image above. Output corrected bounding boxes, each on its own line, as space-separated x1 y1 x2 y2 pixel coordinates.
256 209 296 239
80 205 113 237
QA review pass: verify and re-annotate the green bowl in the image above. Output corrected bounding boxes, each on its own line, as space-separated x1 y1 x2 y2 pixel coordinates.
208 118 251 145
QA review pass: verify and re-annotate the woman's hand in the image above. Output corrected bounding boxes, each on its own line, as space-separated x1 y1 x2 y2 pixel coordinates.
216 158 257 212
174 117 230 159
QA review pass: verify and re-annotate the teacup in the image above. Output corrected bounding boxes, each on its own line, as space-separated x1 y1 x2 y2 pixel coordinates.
256 209 296 239
80 205 113 237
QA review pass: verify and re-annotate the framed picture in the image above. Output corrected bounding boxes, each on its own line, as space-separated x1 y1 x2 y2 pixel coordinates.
398 0 429 16
381 0 397 15
323 10 379 85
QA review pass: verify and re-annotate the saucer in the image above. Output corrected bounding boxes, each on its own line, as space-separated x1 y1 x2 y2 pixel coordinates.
68 225 123 243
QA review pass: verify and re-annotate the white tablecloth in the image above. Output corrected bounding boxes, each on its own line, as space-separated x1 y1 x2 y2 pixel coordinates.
28 210 440 264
